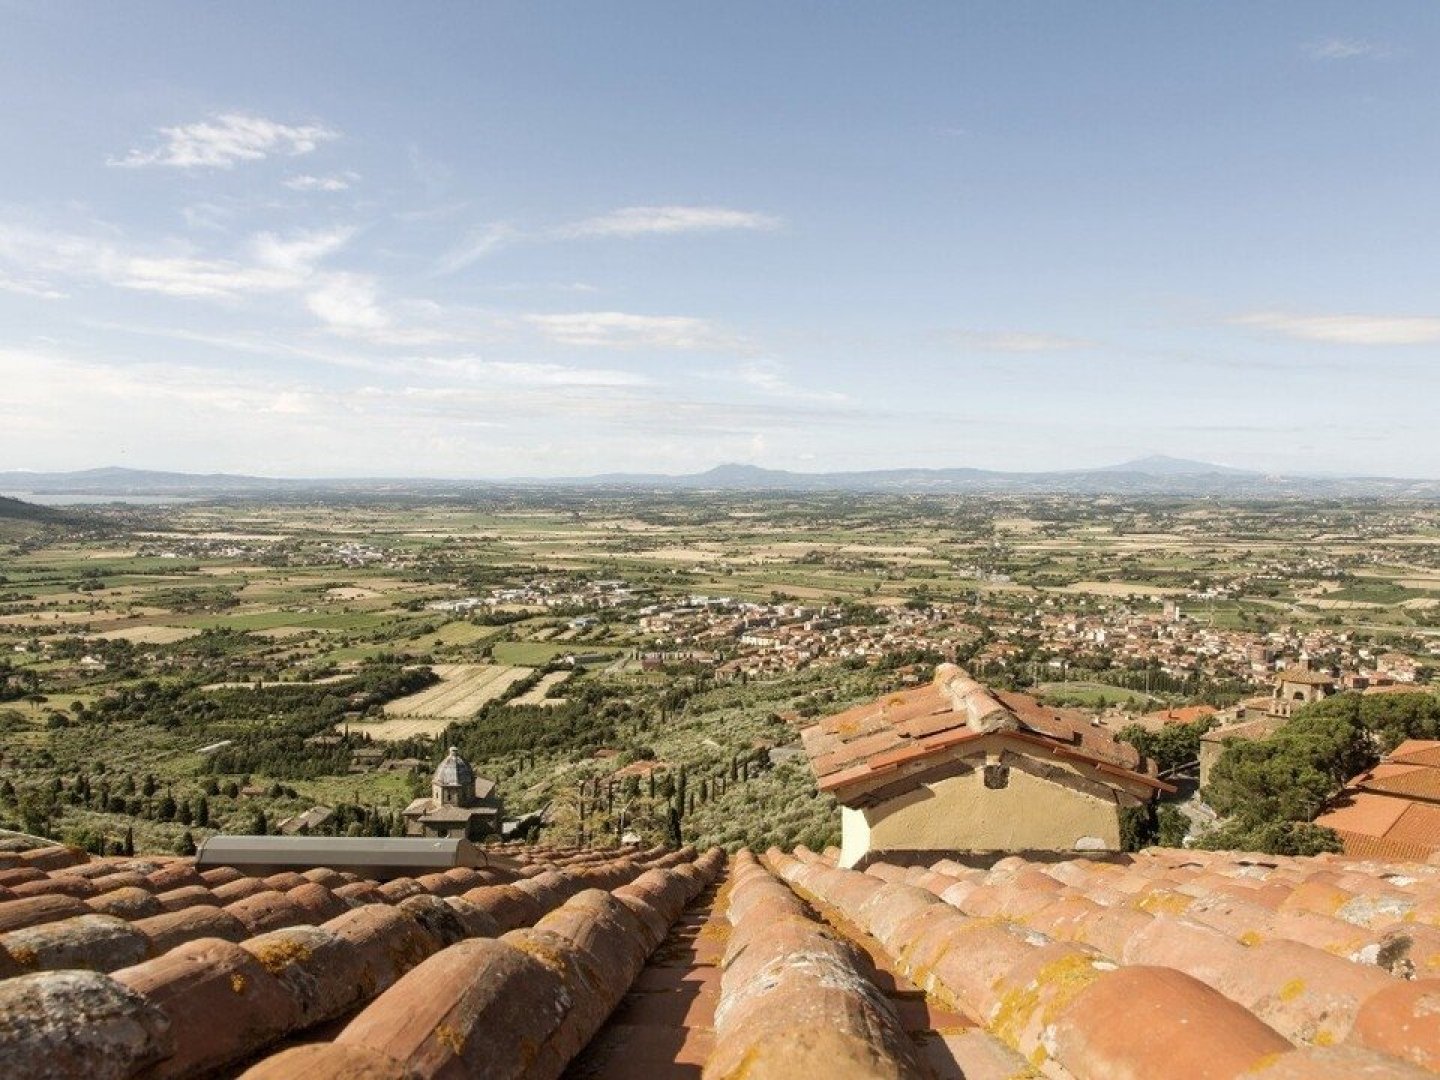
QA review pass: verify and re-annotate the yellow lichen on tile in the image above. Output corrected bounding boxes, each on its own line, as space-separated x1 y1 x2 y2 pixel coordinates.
248 936 314 975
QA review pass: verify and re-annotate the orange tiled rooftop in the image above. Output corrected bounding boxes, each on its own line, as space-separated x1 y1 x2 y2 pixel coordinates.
1317 740 1440 863
2 831 1440 1077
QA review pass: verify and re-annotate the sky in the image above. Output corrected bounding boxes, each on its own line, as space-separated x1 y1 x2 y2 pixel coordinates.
2 2 1439 479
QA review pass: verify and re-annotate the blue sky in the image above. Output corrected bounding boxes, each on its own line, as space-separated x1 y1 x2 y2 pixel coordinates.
2 2 1438 477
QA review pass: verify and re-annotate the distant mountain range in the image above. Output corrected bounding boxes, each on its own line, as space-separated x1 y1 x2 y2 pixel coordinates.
3 457 1439 499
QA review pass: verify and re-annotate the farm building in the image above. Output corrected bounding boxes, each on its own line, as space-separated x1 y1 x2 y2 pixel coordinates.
402 746 502 839
803 664 1168 867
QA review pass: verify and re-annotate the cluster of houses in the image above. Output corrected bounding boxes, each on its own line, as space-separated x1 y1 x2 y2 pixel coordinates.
987 599 1426 686
637 596 975 681
429 576 640 614
628 588 1427 692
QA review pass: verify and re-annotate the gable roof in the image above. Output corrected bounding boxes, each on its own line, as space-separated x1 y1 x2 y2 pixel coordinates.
1277 667 1337 686
802 664 1164 800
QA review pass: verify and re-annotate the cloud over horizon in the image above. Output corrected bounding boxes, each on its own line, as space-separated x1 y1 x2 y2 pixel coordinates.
1233 311 1440 346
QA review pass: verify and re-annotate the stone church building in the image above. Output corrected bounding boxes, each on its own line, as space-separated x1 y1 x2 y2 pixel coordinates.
402 747 502 839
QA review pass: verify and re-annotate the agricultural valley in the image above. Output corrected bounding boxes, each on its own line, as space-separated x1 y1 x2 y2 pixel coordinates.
2 488 1438 859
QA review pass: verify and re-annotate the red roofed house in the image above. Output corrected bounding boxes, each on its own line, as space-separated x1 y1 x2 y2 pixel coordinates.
803 664 1169 868
1134 703 1219 732
1314 739 1440 860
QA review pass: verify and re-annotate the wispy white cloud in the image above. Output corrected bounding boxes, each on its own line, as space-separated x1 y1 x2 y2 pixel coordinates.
433 223 520 275
1233 310 1440 345
952 331 1093 353
0 217 388 340
113 113 340 169
1303 38 1390 61
397 357 651 389
283 172 359 192
0 271 66 300
559 205 782 239
110 226 353 299
305 272 388 331
734 359 847 404
248 227 354 277
525 311 740 351
435 205 780 273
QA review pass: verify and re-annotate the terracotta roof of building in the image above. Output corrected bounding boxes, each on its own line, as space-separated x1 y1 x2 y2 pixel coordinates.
4 835 1440 1076
1141 704 1220 726
414 804 499 824
1202 712 1289 745
1278 666 1339 686
801 664 1163 800
1392 741 1440 769
1317 743 1440 861
1140 705 1221 731
1359 767 1440 804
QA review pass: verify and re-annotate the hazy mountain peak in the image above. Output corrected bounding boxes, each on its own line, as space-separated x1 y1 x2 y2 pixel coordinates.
1099 455 1257 476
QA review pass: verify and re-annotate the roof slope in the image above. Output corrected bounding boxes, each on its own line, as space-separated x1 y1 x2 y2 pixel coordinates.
0 836 720 1079
802 664 1159 798
3 836 1440 1076
1318 741 1440 861
1278 666 1338 686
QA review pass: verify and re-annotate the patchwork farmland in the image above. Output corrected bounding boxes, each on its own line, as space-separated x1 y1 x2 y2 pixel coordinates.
382 663 532 719
512 669 572 707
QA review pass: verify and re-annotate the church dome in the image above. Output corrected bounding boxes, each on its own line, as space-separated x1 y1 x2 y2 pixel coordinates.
432 746 474 789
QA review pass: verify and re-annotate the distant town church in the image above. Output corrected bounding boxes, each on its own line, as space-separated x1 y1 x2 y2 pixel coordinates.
402 747 502 839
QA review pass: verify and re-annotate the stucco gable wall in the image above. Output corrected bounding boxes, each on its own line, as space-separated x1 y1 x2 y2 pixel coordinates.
844 758 1123 866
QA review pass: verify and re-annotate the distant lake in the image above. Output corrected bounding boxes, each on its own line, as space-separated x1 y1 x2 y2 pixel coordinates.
0 491 197 506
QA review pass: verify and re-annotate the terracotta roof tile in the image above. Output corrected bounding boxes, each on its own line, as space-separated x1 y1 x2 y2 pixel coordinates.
804 665 1161 801
9 834 1440 1078
1054 965 1292 1077
0 969 171 1079
1390 741 1440 768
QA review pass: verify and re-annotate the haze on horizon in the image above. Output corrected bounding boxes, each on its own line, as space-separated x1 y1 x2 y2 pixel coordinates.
2 3 1439 480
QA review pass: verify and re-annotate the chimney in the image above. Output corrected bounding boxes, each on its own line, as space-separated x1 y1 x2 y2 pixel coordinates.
935 665 1018 735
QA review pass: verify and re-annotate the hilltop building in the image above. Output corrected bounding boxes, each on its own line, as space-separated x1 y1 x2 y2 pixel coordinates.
402 746 502 839
1273 664 1337 713
803 664 1169 867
